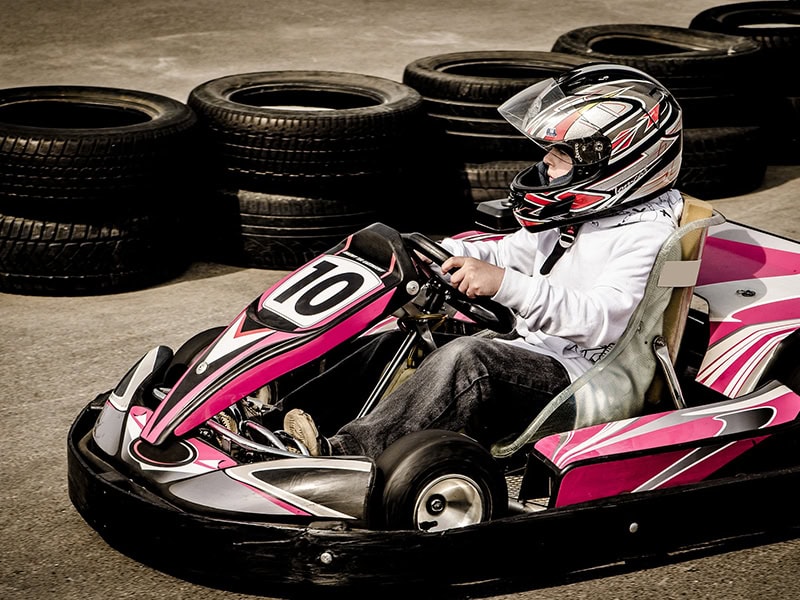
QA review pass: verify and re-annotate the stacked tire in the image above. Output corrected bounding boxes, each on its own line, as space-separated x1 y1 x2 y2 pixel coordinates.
187 71 427 269
401 51 593 222
550 23 769 199
0 86 197 295
689 1 800 163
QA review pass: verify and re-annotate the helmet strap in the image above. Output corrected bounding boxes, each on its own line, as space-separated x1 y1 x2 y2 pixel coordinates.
540 224 580 275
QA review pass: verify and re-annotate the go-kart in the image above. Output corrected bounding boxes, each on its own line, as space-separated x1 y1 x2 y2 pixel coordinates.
68 202 800 593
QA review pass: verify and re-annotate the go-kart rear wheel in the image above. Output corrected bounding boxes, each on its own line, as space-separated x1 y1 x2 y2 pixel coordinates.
375 430 507 532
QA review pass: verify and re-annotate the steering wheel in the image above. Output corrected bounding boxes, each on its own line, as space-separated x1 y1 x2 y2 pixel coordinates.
402 233 516 334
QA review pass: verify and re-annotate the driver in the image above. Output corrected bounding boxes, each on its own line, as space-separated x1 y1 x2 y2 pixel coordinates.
282 63 685 457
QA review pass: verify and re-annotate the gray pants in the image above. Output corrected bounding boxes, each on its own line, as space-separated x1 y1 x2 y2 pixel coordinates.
285 332 570 458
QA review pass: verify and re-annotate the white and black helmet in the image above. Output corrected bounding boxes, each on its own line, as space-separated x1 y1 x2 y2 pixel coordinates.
499 63 682 231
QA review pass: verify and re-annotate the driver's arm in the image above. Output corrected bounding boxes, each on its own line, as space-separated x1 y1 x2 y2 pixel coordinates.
493 223 672 350
442 221 674 350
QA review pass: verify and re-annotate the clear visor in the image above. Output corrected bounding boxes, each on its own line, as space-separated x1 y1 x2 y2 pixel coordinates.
498 77 565 136
498 77 604 143
498 76 610 168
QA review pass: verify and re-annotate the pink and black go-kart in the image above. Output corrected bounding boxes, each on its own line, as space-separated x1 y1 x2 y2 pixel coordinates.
68 198 800 592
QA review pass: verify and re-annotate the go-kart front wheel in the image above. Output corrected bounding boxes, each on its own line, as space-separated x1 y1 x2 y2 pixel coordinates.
375 430 507 532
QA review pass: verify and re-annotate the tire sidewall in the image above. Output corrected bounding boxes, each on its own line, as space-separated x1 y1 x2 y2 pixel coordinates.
375 429 507 530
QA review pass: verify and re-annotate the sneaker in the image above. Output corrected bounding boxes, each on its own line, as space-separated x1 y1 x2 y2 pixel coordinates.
283 409 330 456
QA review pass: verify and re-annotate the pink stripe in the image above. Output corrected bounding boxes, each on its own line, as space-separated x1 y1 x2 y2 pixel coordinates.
191 439 237 469
173 293 394 436
698 236 800 287
145 280 396 442
537 388 800 470
555 448 690 506
142 328 294 439
659 439 762 487
708 298 800 345
701 324 796 392
554 438 764 507
537 415 663 466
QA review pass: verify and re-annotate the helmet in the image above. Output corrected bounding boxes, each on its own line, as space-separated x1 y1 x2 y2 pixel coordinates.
498 63 682 231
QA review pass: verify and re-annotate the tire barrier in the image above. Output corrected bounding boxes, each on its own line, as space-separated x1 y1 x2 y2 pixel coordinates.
2 24 792 292
0 86 197 295
689 2 800 163
221 190 380 271
186 71 427 268
681 126 767 200
550 23 769 199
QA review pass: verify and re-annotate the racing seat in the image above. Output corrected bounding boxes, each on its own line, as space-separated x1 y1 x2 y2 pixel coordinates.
647 197 720 409
491 195 725 459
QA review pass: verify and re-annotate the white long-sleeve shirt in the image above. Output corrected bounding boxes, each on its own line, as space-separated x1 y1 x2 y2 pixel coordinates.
440 189 684 381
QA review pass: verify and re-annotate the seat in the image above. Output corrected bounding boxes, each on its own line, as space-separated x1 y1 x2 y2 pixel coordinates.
648 196 719 409
491 195 725 459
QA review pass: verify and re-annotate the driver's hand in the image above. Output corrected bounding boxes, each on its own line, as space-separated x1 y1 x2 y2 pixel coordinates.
441 256 504 298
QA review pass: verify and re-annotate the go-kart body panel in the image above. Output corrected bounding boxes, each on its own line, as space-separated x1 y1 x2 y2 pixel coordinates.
695 222 800 397
102 395 376 520
142 224 420 445
68 218 800 590
535 380 800 507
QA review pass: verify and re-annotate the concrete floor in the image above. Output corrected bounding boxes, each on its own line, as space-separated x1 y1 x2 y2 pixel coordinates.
2 1 800 599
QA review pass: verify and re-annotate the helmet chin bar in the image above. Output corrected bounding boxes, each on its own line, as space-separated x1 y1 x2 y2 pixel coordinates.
537 195 575 219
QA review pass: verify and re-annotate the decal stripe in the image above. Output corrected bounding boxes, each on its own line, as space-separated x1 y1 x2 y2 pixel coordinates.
697 320 799 396
205 313 271 364
633 439 763 492
539 384 798 469
225 474 313 517
698 236 800 287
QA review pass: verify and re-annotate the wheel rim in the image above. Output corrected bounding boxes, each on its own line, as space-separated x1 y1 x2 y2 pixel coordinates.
413 474 486 532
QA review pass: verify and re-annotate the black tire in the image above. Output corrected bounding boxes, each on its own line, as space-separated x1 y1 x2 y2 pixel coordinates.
402 51 590 209
403 50 593 107
551 24 762 91
402 51 591 160
238 223 354 271
0 212 186 295
689 1 800 94
238 190 378 229
375 429 507 532
550 24 765 128
462 160 528 204
679 126 767 199
187 71 424 197
773 95 800 163
552 24 771 182
187 70 430 240
212 189 379 269
688 2 800 161
0 86 198 294
0 85 197 219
